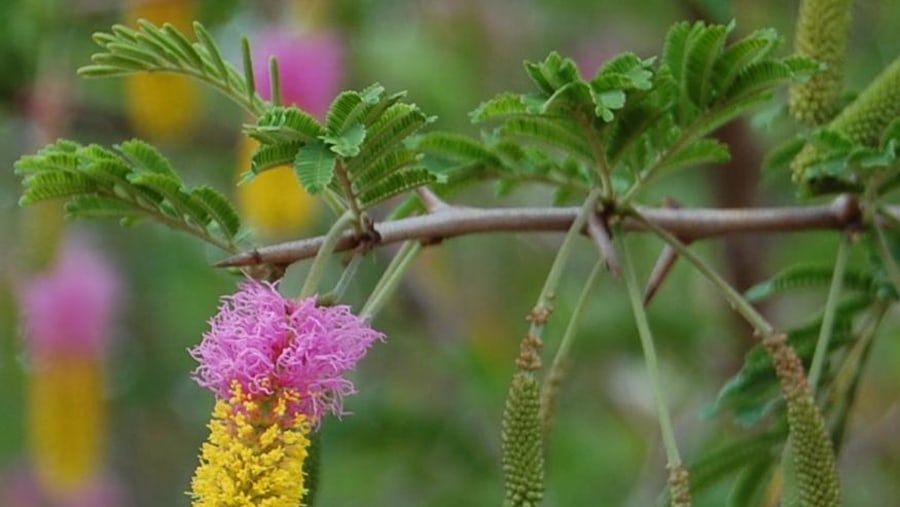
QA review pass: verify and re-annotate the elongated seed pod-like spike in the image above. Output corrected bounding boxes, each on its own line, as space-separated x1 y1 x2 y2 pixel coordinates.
763 334 841 507
789 0 853 125
792 56 900 187
668 464 693 507
502 372 544 507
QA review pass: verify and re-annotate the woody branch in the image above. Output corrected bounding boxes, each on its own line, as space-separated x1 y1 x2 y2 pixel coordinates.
218 193 877 268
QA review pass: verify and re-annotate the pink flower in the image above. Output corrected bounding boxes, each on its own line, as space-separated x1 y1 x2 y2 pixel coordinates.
253 28 345 119
20 238 119 359
190 280 383 421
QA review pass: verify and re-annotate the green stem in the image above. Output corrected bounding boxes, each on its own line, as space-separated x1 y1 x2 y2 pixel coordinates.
299 212 355 298
630 210 775 337
319 253 363 305
541 259 604 433
528 189 601 337
873 218 900 292
808 234 850 393
360 240 422 320
614 227 682 466
579 114 614 200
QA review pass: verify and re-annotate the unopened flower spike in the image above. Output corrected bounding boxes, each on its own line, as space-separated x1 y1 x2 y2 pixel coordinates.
189 279 383 507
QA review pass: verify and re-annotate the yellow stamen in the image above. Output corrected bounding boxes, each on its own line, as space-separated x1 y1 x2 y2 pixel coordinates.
190 387 311 507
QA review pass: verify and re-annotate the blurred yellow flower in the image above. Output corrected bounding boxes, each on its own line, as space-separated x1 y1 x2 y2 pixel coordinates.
27 357 105 499
237 136 319 239
123 0 200 141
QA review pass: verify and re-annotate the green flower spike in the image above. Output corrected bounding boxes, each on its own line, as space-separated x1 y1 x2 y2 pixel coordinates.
764 334 841 507
792 56 900 190
789 0 853 125
502 371 545 507
502 332 545 507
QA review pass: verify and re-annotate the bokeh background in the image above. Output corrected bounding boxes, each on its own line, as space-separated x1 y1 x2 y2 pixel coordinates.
1 1 900 506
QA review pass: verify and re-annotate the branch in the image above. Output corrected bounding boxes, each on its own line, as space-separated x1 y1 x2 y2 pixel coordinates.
217 194 868 268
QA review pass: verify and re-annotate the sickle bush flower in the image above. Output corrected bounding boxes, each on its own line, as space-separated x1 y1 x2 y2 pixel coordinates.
19 238 119 500
189 280 382 506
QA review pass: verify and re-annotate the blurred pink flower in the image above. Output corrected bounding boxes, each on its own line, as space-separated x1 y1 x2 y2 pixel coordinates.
0 466 43 507
20 238 119 359
190 280 383 421
253 28 345 119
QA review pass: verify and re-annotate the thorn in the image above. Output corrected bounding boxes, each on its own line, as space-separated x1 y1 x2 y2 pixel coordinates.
643 198 689 306
643 245 681 306
215 248 262 268
586 211 621 278
416 186 450 213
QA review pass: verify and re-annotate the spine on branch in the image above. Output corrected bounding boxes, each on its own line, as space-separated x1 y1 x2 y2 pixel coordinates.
789 0 853 125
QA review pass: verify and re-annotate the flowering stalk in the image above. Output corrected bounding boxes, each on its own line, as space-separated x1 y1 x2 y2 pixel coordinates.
808 235 850 393
189 280 382 507
614 227 690 506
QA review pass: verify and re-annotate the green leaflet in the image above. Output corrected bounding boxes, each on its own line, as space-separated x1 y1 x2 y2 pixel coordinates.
500 117 594 162
654 138 731 174
524 52 581 96
293 143 337 195
413 132 498 166
246 106 325 145
322 123 367 158
745 264 873 303
357 169 438 208
118 139 178 177
250 141 304 174
325 85 385 136
191 186 241 238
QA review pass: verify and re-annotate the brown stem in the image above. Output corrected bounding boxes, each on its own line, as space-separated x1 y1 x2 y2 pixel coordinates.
217 194 867 268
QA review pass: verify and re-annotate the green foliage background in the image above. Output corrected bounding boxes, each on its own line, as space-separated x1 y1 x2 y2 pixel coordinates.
2 1 900 506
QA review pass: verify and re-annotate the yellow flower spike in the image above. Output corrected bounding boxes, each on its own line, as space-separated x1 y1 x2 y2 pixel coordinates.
237 135 320 239
123 0 200 141
190 387 311 507
27 356 105 499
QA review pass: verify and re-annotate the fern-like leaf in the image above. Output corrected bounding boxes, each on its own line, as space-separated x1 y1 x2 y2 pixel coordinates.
15 140 242 250
81 20 267 116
